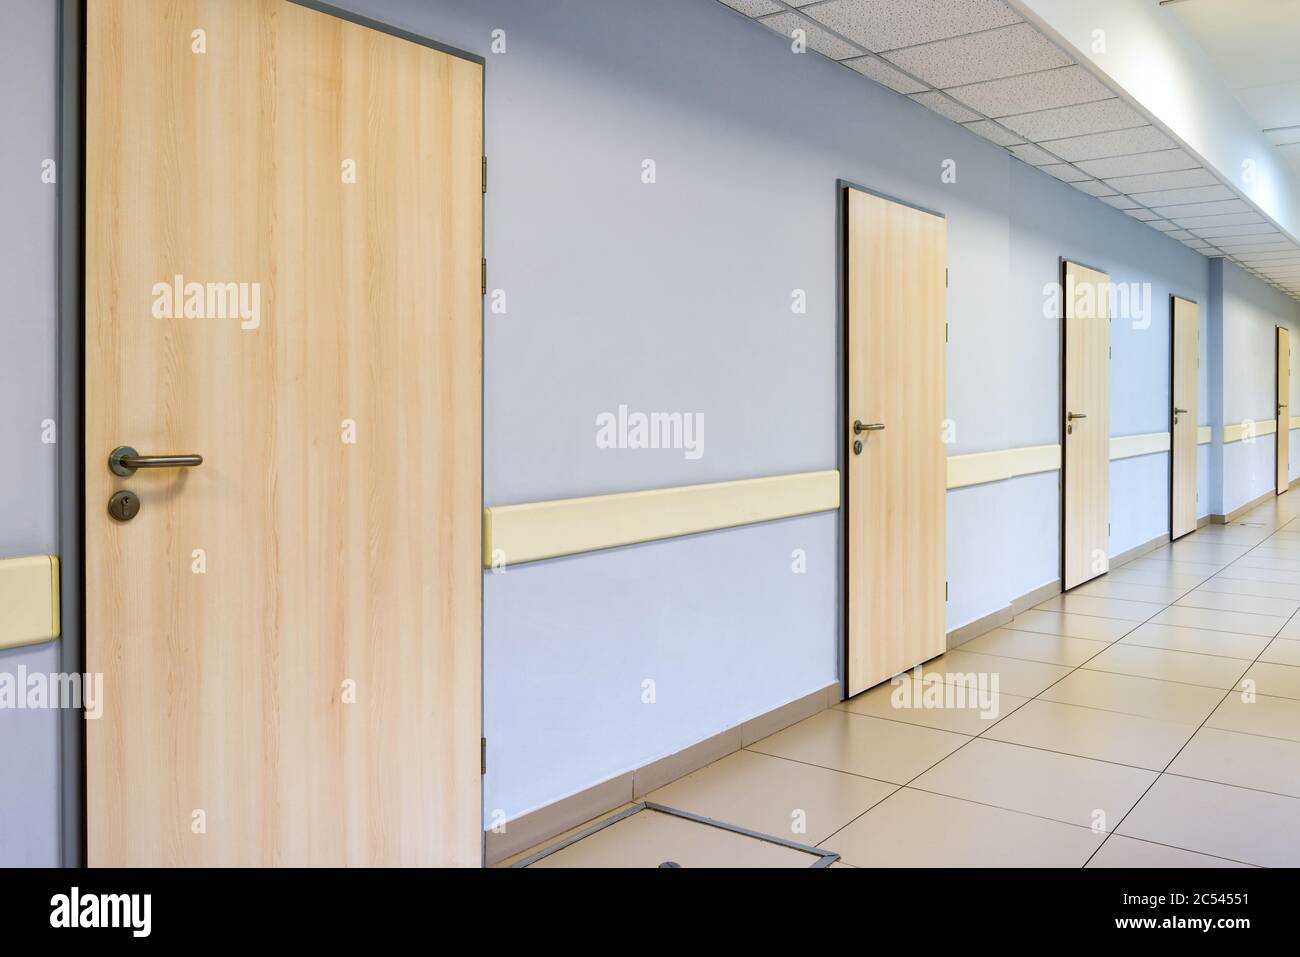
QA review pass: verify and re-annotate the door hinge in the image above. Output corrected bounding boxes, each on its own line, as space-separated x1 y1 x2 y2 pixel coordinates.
482 155 487 194
945 322 949 343
945 268 949 288
482 258 487 295
1109 346 1112 359
481 737 487 775
945 580 949 601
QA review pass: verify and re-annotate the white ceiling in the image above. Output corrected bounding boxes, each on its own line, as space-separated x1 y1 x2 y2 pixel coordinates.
715 0 1300 300
1164 0 1300 178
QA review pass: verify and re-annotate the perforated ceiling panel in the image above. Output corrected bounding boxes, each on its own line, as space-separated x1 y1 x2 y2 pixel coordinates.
716 0 1300 300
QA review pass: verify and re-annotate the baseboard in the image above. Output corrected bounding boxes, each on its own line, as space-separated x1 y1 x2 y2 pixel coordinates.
483 681 839 865
946 578 1061 649
1212 488 1278 524
1110 532 1170 567
1198 514 1211 529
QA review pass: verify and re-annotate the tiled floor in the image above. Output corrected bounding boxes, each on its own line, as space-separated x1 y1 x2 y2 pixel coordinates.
514 495 1300 867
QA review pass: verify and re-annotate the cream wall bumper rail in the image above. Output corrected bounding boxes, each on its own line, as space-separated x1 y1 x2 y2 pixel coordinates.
487 428 1219 566
1222 417 1300 444
483 470 840 568
0 555 61 650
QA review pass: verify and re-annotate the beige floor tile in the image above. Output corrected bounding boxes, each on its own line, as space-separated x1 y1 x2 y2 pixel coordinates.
1006 609 1135 642
1205 692 1300 743
1214 564 1300 585
747 709 969 784
1278 614 1300 638
1243 544 1300 559
526 806 821 868
1196 576 1300 600
1035 593 1165 622
1164 542 1249 563
1168 727 1300 799
1260 637 1300 666
1117 774 1300 867
1104 565 1208 589
1086 834 1253 868
1231 554 1300 572
1175 588 1300 617
837 674 1028 735
1081 642 1250 690
1152 604 1286 637
916 649 1072 698
1119 621 1270 660
910 738 1155 830
494 803 636 867
958 627 1109 667
1239 661 1300 701
824 787 1102 867
1070 578 1191 604
981 699 1197 771
1128 555 1223 575
646 749 895 845
1039 669 1225 724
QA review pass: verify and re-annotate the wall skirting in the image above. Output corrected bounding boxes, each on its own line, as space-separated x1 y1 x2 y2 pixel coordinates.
484 681 840 865
1110 531 1172 567
1212 488 1279 523
946 578 1062 649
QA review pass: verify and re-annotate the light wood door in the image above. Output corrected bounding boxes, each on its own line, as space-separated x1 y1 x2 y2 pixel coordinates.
85 0 483 866
1171 297 1199 539
845 187 947 698
1062 261 1110 590
1280 326 1291 495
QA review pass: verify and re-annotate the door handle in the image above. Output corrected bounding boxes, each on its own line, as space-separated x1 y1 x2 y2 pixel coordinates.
854 420 885 434
1067 412 1087 421
109 446 204 477
1173 407 1188 414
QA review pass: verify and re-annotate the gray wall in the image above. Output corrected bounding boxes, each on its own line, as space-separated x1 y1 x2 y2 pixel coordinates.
0 0 61 866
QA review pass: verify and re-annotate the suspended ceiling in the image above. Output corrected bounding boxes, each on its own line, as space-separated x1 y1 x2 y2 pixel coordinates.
715 0 1300 301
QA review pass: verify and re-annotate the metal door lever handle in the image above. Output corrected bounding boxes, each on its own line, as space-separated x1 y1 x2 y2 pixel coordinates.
110 446 203 477
854 420 885 434
1173 407 1188 414
1067 412 1087 421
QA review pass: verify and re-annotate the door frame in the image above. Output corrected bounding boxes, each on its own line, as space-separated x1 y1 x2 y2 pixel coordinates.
1279 325 1291 495
59 0 486 867
1058 257 1109 591
1169 294 1198 541
836 178 946 700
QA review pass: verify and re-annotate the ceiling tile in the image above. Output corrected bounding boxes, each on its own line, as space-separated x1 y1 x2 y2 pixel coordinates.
1148 199 1251 219
1219 241 1296 254
1170 211 1267 229
1129 184 1237 207
1190 223 1281 239
1165 230 1194 240
842 55 929 93
1149 220 1177 231
801 0 1022 53
1124 208 1161 221
1040 126 1176 161
1182 239 1210 248
1008 143 1058 165
997 98 1144 141
1039 163 1090 183
908 90 982 122
757 11 862 59
961 120 1024 146
718 0 783 16
881 23 1070 88
1070 179 1118 197
1099 194 1142 210
1237 251 1300 263
1211 232 1285 247
1074 149 1200 179
1102 169 1218 194
946 65 1111 118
